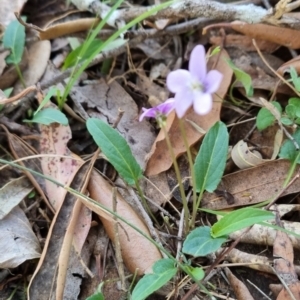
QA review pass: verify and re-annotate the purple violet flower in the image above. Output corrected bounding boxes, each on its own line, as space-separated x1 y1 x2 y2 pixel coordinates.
139 98 175 121
166 45 223 118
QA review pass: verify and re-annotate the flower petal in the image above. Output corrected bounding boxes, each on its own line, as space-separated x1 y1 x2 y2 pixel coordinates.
193 92 213 115
159 98 175 115
174 88 193 118
167 69 191 93
139 107 156 121
189 45 207 82
204 70 223 94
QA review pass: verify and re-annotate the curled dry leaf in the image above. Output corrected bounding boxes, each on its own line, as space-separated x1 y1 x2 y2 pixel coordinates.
231 140 263 169
146 48 233 176
277 55 300 75
88 170 162 275
231 21 300 49
231 128 282 169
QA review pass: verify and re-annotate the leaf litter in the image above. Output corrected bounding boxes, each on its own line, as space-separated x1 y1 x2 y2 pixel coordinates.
2 0 300 299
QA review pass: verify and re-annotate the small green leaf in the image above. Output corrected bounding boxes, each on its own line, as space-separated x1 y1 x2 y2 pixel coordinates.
182 266 205 281
256 101 282 131
289 98 300 118
23 108 68 125
227 59 253 96
3 19 26 65
131 259 177 300
63 38 126 69
86 118 142 185
279 128 300 162
194 121 229 193
182 226 227 257
210 46 220 57
63 39 103 69
281 116 294 126
285 104 296 119
211 207 274 238
35 87 56 115
86 283 104 300
290 67 300 92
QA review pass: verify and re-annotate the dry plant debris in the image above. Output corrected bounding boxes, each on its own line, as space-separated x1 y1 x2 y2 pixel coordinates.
2 0 300 299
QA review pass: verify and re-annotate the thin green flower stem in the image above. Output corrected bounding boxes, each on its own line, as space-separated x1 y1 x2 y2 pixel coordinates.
178 118 198 229
0 158 212 296
191 189 204 226
283 151 300 187
15 63 26 88
160 121 189 234
134 178 159 226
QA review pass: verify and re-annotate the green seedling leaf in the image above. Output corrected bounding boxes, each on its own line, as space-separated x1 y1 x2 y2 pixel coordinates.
67 37 81 50
279 127 300 163
288 97 300 118
211 207 274 238
256 101 282 131
281 117 294 126
63 37 126 69
86 283 104 300
35 87 56 115
3 19 26 65
63 39 103 69
194 121 229 193
182 226 227 257
131 259 177 300
86 118 142 185
290 67 300 92
182 266 205 281
3 88 13 97
209 46 220 57
285 104 296 120
23 108 68 125
227 59 253 97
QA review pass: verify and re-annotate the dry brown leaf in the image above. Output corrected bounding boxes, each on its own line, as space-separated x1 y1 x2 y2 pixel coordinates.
277 56 300 75
74 78 156 169
0 50 9 76
202 160 300 210
210 34 279 53
217 248 273 274
32 18 100 40
0 0 27 26
231 21 300 49
0 206 41 269
224 267 254 300
273 216 300 300
145 48 233 176
0 176 33 220
229 219 300 250
88 170 162 275
28 163 93 300
1 125 53 212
